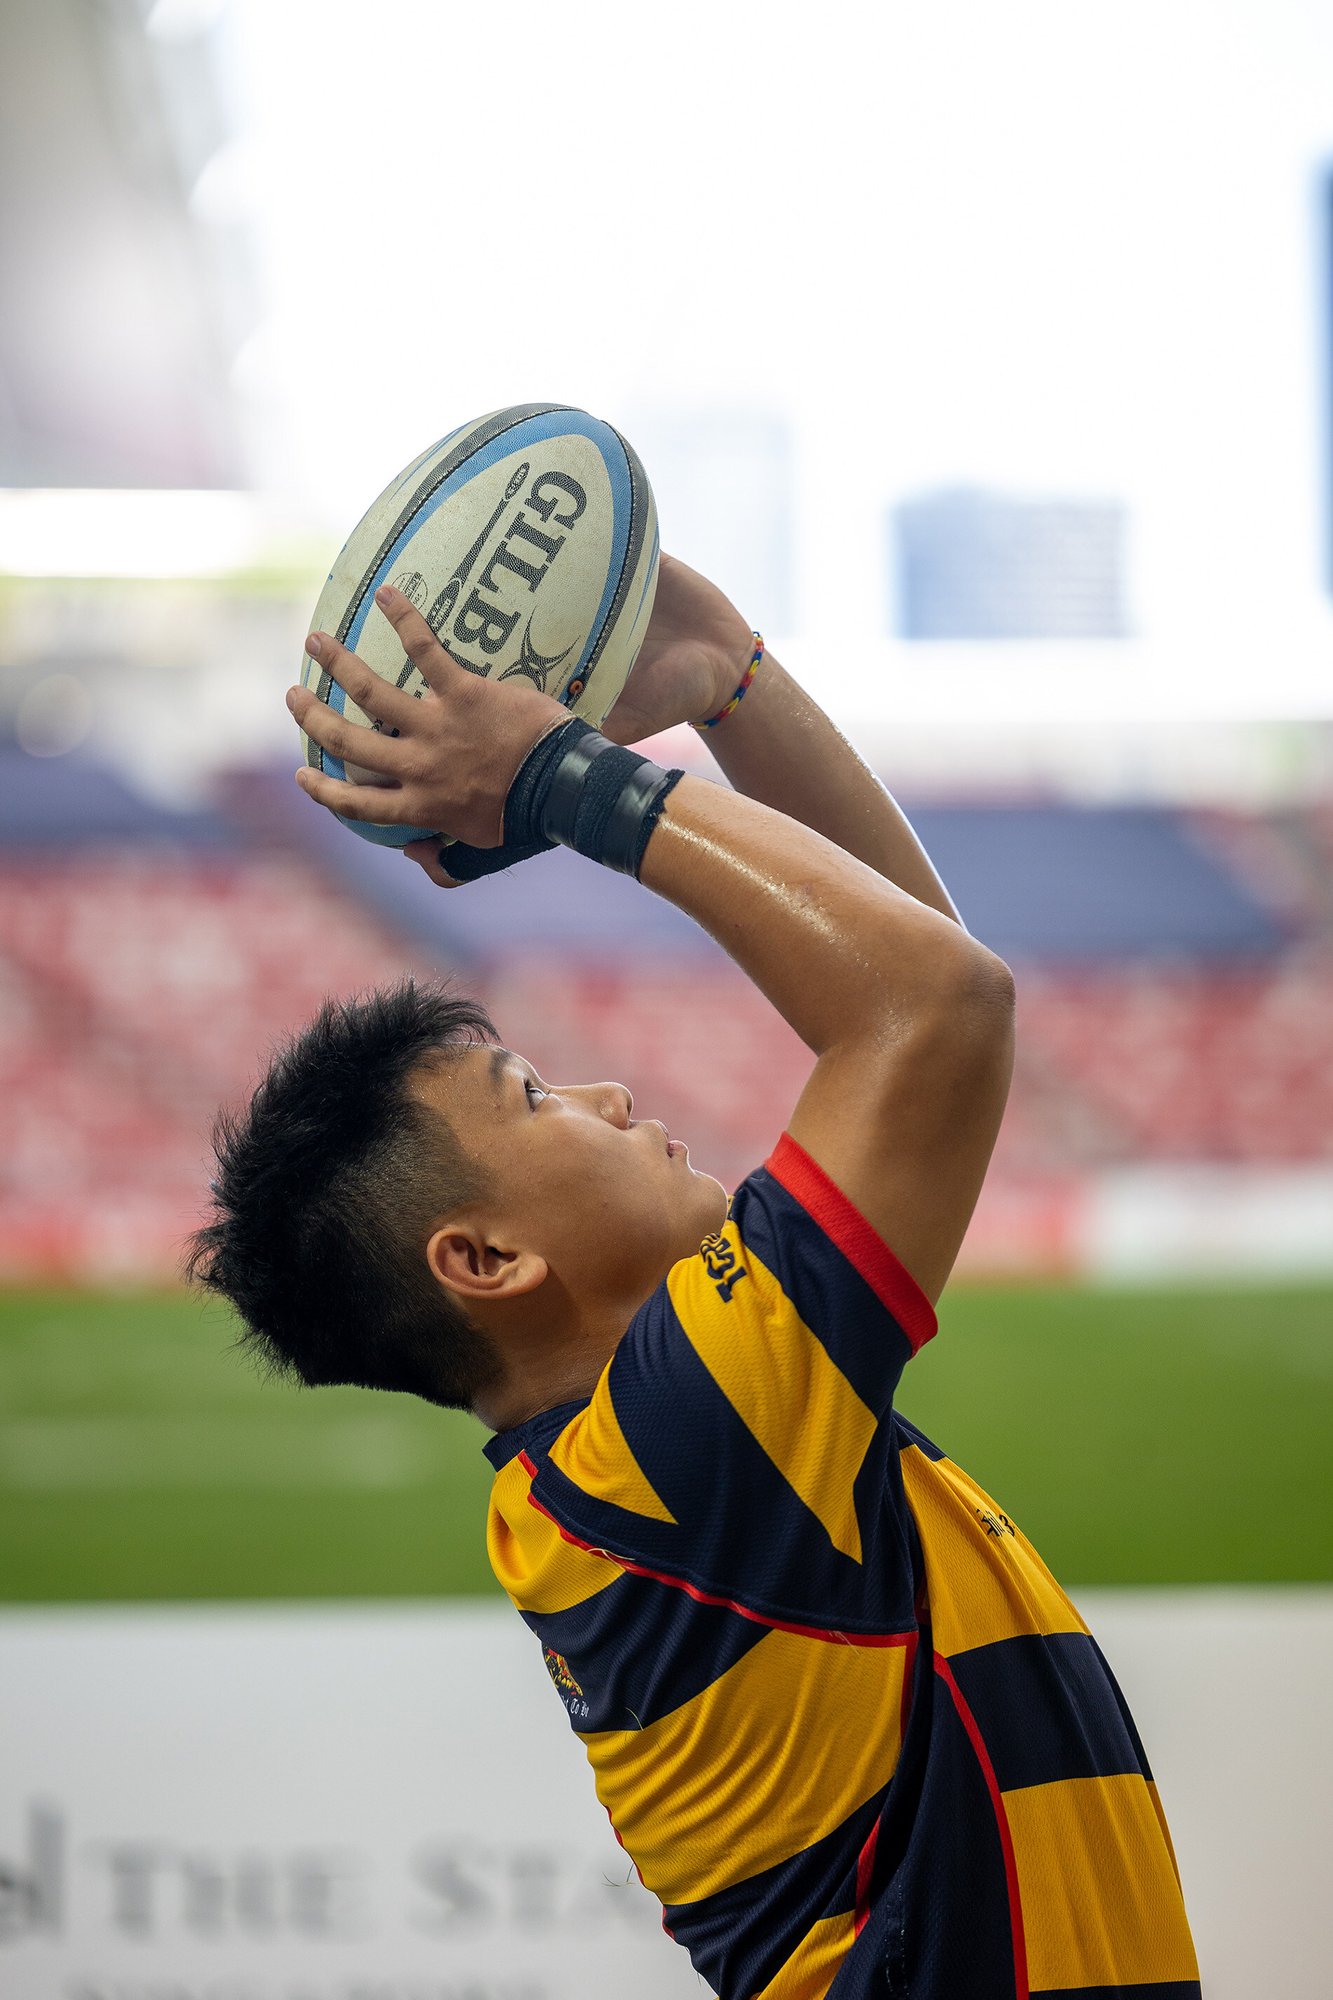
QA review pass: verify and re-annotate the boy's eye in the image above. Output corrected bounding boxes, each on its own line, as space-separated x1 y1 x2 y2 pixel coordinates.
524 1079 544 1104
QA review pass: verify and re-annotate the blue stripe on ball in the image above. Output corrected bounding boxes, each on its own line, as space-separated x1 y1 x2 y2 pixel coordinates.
335 812 438 846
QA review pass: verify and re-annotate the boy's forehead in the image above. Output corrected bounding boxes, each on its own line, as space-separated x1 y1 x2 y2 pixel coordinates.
481 1044 528 1092
409 1040 508 1111
438 1041 528 1103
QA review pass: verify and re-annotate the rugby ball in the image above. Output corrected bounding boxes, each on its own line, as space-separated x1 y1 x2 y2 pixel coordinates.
298 404 660 846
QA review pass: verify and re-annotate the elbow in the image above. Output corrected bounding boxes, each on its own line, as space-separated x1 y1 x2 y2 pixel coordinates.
939 937 1017 1028
854 914 1015 1058
928 941 1017 1085
975 945 1017 1019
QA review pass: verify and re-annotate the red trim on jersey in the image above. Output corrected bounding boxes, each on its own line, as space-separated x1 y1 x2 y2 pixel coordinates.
520 1461 913 1650
764 1131 938 1353
853 1815 881 1937
603 1803 664 1929
934 1653 1029 2000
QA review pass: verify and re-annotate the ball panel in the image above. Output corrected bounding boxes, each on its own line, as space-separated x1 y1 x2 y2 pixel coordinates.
311 403 575 679
317 437 618 770
298 404 658 849
343 431 621 697
561 419 657 726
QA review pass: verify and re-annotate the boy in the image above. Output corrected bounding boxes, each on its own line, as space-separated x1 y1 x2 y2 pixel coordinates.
191 556 1200 1999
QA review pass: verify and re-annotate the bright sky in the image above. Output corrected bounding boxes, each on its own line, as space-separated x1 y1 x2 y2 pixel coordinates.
162 0 1333 729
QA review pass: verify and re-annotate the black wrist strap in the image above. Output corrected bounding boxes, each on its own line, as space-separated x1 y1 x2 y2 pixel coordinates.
540 729 622 846
435 832 555 884
498 718 685 879
603 757 685 876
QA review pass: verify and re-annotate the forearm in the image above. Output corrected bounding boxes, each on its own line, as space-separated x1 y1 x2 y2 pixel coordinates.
701 648 964 928
639 774 996 1063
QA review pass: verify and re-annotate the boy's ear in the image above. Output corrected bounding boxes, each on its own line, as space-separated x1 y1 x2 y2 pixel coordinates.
426 1224 548 1303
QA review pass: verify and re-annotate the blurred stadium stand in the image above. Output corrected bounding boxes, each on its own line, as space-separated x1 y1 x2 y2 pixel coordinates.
1 741 1330 1284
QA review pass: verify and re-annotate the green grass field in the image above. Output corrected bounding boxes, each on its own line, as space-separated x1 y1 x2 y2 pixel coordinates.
1 1279 1329 1602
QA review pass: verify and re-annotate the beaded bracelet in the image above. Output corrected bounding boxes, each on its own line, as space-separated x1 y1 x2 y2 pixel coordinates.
691 632 764 730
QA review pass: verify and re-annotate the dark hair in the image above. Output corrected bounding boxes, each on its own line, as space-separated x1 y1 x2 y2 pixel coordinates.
186 978 504 1411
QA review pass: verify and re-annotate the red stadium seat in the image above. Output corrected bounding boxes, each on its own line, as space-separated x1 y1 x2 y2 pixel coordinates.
3 819 1331 1283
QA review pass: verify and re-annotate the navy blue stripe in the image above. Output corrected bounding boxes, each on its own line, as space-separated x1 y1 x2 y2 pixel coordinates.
530 1285 919 1635
834 1674 1018 2000
663 1782 887 2000
893 1411 948 1461
731 1166 914 1415
948 1633 1148 1792
521 1567 768 1733
1032 1984 1201 1998
483 1396 587 1471
1088 1633 1154 1781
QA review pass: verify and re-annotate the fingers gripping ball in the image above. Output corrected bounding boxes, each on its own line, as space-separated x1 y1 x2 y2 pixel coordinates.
297 404 659 847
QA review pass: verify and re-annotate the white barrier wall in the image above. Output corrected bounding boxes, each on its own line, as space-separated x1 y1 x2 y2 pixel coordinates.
0 1603 699 2000
1 1593 1330 2000
1082 1166 1333 1279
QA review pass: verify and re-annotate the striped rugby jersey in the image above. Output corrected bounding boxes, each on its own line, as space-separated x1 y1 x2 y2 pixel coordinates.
483 1131 1200 1999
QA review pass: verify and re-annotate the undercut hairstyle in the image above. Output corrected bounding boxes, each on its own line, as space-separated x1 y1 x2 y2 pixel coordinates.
186 979 504 1412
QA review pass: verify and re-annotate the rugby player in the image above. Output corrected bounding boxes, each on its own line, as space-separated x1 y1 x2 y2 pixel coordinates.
190 555 1201 1999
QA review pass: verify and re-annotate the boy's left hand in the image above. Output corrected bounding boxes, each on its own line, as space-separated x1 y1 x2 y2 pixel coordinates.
597 553 754 744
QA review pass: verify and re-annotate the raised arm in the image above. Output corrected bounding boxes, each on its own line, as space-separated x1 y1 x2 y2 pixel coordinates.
607 555 1014 1302
289 569 1014 1306
638 774 1012 1305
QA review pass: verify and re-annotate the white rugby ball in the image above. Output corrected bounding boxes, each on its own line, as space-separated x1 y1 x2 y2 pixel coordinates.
299 403 660 846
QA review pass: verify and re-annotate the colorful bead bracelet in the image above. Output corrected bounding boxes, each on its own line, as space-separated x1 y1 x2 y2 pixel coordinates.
692 632 764 730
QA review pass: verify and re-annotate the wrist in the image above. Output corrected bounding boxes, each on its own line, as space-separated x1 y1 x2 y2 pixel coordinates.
700 624 752 728
503 717 685 878
691 629 765 731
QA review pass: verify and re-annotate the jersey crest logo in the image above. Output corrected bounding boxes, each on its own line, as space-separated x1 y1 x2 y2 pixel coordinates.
976 1508 1016 1539
543 1646 584 1697
700 1232 748 1303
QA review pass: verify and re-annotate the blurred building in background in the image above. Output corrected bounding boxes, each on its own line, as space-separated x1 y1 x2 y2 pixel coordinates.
894 490 1129 638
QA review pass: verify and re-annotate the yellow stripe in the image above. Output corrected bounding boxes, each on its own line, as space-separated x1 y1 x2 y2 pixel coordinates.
900 1447 1086 1655
667 1227 877 1563
751 1911 858 2000
582 1625 906 1906
486 1456 620 1614
1005 1774 1200 1991
1148 1778 1185 1890
547 1381 676 1524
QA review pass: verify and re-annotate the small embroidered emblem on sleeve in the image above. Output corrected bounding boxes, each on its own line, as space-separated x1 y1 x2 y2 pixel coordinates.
542 1646 591 1722
976 1508 1016 1539
543 1646 584 1698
